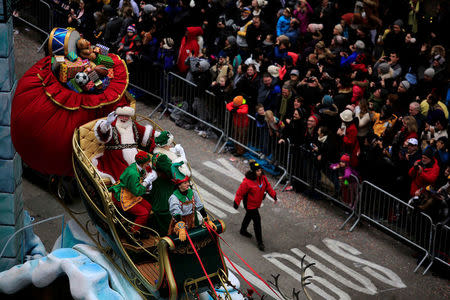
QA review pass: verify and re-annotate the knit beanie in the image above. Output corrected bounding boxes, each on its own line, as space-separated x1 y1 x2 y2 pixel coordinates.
378 62 390 75
400 80 410 90
322 95 333 106
424 68 435 78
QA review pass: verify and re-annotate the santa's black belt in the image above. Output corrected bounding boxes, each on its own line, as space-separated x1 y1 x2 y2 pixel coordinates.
105 143 138 150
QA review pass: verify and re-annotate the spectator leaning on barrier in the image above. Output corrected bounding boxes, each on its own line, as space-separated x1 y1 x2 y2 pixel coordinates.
408 147 440 197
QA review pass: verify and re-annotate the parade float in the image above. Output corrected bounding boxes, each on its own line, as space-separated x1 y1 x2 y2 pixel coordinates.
5 27 243 299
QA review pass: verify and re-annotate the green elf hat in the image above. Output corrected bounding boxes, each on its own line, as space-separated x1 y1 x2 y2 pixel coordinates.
154 130 174 147
135 151 151 164
171 161 190 185
151 152 171 171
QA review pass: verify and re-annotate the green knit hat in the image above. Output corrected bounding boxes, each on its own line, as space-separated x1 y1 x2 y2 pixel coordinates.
171 161 190 185
155 131 173 147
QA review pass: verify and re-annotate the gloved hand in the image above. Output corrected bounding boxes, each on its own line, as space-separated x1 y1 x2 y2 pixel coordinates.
233 202 239 210
174 221 187 242
106 111 117 125
143 170 158 187
174 144 186 158
203 216 217 231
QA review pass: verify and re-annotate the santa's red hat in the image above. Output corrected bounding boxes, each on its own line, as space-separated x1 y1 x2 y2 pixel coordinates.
135 151 151 164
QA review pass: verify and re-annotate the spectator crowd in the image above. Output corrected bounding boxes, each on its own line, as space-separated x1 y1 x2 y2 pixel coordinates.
47 0 449 224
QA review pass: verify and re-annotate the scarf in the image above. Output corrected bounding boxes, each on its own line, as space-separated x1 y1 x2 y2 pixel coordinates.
318 135 328 143
173 188 194 203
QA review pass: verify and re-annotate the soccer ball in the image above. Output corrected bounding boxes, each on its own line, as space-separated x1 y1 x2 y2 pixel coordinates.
75 72 89 86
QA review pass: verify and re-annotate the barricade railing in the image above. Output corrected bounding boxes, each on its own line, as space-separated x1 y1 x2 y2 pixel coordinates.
161 72 226 152
13 0 52 52
424 223 449 274
351 181 434 272
289 146 360 229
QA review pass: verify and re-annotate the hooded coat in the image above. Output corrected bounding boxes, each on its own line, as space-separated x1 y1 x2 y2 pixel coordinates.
177 27 203 73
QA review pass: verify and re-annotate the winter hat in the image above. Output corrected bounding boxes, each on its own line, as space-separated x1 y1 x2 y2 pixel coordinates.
433 54 445 65
354 40 365 50
162 37 174 49
155 131 174 147
115 105 135 116
198 59 210 71
400 80 410 90
242 7 251 15
171 161 190 185
143 4 156 13
226 35 237 46
378 62 390 75
127 25 136 33
135 151 151 164
393 19 403 27
423 146 435 159
407 138 418 145
249 159 262 172
233 96 246 107
267 65 280 77
308 23 324 33
309 114 319 125
334 24 343 34
322 95 333 106
257 0 268 6
290 69 300 77
340 109 353 122
340 154 350 163
424 68 435 78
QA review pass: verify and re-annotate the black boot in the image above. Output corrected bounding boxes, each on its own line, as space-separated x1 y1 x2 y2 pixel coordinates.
240 229 253 238
257 242 265 251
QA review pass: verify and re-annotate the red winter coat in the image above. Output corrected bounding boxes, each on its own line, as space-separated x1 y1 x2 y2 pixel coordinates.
342 123 360 167
226 102 249 128
408 158 440 196
234 174 276 210
177 26 203 73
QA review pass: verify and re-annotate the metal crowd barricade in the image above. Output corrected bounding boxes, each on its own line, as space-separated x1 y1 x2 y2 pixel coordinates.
288 146 360 228
351 181 434 272
424 223 449 274
13 0 52 52
161 72 226 152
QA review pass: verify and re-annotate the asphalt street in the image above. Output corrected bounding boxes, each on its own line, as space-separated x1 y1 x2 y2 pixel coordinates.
13 23 450 300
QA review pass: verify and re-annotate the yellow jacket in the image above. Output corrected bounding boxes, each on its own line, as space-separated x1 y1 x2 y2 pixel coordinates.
372 112 398 137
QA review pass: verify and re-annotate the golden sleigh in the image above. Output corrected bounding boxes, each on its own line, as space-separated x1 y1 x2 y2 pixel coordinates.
72 114 229 299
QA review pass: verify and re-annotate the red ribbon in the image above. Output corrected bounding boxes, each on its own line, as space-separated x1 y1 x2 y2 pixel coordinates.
204 222 282 299
185 230 219 299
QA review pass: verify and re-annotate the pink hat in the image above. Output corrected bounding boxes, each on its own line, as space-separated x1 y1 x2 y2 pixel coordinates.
308 23 324 33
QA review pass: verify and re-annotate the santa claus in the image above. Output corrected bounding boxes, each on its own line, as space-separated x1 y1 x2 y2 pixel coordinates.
93 105 158 184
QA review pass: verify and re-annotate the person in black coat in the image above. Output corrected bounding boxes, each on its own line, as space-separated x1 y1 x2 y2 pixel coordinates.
103 4 123 49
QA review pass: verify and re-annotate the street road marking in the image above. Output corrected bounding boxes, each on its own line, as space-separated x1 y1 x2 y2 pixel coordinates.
263 252 351 300
196 186 238 214
202 201 227 219
203 158 244 182
262 239 405 299
226 259 282 300
322 238 406 289
192 168 236 201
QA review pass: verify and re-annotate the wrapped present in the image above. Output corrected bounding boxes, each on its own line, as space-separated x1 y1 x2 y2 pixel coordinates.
94 54 114 68
66 58 85 79
88 70 99 82
67 51 78 62
59 63 68 83
67 78 83 93
55 55 65 63
101 76 110 90
94 79 103 89
107 68 114 79
95 43 110 55
82 80 95 92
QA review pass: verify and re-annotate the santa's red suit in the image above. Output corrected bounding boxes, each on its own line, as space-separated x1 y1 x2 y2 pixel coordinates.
93 111 156 183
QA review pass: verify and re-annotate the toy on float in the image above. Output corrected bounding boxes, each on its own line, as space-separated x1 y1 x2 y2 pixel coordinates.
11 27 131 176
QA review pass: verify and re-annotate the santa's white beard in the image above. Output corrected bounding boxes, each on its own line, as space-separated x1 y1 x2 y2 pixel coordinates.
115 119 138 165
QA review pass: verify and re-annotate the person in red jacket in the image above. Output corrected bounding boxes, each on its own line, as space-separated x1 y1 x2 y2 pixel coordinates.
337 109 360 167
233 160 277 251
226 96 249 156
177 26 203 74
408 147 440 197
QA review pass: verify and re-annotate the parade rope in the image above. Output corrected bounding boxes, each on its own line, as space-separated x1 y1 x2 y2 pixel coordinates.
204 224 262 298
204 222 283 299
185 230 220 300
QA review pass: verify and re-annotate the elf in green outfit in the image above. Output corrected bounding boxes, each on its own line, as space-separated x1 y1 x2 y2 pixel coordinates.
109 151 158 239
167 162 216 241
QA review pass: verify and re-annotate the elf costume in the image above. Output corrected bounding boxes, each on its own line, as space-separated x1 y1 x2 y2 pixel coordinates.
149 152 176 235
167 162 215 241
153 130 191 177
109 151 157 234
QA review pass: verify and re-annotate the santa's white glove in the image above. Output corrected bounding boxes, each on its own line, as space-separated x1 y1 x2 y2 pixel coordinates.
106 111 117 125
173 144 186 160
